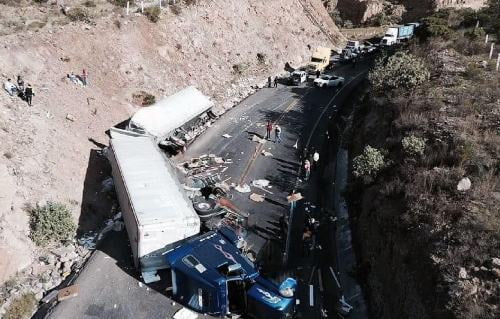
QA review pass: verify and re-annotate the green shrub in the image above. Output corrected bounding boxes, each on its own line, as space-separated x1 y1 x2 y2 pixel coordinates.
144 6 161 23
132 91 156 106
108 0 133 7
3 293 37 319
369 52 430 91
353 145 387 179
170 4 182 15
66 7 90 22
232 63 249 75
256 53 267 64
402 135 426 157
29 202 76 246
82 0 96 7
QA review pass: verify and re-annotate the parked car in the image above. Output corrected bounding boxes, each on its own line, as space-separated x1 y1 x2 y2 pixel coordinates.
314 74 345 88
291 70 308 85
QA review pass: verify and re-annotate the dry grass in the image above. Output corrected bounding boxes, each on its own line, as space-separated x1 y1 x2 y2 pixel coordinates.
3 293 37 319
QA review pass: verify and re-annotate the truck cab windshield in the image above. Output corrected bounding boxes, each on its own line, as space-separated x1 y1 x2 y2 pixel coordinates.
311 57 323 63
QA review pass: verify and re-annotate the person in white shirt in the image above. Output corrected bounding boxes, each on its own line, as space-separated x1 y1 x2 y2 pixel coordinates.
3 79 16 96
313 151 319 170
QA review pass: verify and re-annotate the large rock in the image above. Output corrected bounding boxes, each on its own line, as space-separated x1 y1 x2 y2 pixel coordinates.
336 0 385 24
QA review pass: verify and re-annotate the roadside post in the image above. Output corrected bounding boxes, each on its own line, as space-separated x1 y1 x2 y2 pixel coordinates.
141 1 144 13
489 43 495 59
496 53 500 72
126 1 129 15
159 0 162 8
485 34 489 44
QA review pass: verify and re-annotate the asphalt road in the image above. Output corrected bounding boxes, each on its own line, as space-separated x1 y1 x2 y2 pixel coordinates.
44 57 372 319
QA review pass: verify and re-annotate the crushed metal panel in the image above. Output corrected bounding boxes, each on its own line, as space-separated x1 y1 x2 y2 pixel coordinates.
57 285 80 302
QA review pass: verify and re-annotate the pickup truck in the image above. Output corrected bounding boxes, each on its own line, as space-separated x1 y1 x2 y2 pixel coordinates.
291 70 308 85
166 227 297 318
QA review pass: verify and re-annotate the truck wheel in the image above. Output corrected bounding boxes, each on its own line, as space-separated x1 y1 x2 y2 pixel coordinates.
193 197 217 214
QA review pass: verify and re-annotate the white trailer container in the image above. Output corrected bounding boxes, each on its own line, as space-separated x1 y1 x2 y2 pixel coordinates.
107 129 200 281
127 86 214 142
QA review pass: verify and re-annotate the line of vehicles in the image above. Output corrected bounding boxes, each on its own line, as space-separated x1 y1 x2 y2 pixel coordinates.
282 22 419 90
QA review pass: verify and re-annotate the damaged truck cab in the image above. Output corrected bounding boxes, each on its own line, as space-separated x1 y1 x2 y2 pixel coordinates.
166 228 296 319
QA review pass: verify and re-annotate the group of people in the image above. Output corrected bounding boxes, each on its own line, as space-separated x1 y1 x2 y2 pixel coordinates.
267 76 278 88
265 120 282 143
3 76 34 106
67 69 88 86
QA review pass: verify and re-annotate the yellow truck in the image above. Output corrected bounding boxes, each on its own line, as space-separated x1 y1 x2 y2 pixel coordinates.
306 47 331 74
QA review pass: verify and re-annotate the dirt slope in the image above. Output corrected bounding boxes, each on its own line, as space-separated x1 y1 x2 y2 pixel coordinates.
0 0 343 285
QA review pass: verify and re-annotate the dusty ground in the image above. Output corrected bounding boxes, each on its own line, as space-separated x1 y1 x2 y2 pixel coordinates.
0 0 344 286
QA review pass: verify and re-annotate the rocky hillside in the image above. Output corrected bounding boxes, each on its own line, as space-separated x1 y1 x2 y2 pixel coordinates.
0 0 343 288
324 0 487 24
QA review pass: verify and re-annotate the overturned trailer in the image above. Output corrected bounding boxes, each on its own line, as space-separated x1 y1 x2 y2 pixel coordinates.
127 86 216 153
106 129 201 281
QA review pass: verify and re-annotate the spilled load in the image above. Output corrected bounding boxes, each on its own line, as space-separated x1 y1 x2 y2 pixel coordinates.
128 86 217 154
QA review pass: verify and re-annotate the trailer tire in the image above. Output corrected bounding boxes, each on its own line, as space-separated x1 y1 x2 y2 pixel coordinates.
193 197 217 215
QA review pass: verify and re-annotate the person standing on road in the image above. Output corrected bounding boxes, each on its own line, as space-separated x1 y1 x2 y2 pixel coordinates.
268 76 272 88
313 151 319 171
275 124 282 143
274 76 278 88
316 69 320 78
25 84 34 106
266 120 273 140
303 159 311 180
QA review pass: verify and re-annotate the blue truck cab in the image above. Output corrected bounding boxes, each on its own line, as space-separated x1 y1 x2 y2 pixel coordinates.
166 228 296 318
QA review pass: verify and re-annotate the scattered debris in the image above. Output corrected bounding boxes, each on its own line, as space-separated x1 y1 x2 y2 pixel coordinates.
41 290 59 304
222 134 232 138
235 184 251 193
252 135 266 144
100 177 114 192
457 177 472 191
173 307 199 319
66 113 76 122
287 192 304 202
57 284 80 301
459 267 468 279
250 193 265 202
261 150 273 157
251 179 273 194
252 179 270 188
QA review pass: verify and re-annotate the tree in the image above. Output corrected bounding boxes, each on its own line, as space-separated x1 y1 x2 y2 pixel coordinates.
368 52 430 91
